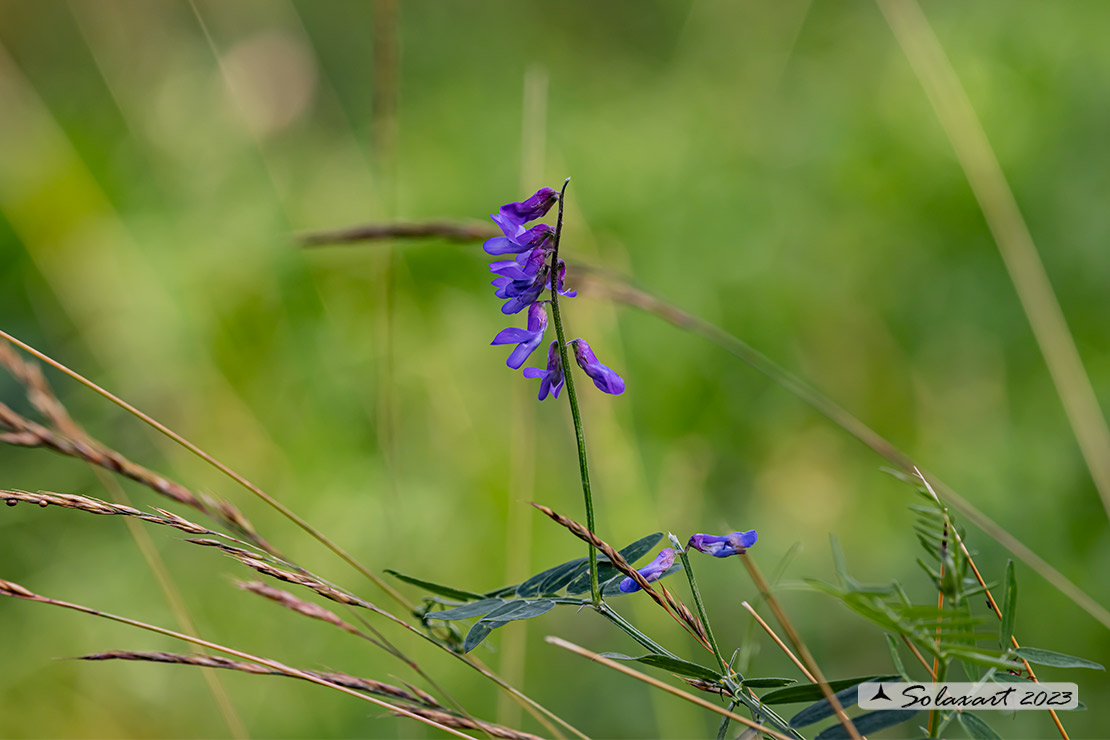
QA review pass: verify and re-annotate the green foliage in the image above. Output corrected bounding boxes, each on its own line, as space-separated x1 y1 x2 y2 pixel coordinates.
564 533 664 596
596 652 721 682
959 712 1002 740
1000 559 1017 650
1014 647 1106 671
461 599 557 652
424 598 505 621
813 710 920 740
739 677 797 689
383 571 487 602
760 675 899 706
788 682 865 728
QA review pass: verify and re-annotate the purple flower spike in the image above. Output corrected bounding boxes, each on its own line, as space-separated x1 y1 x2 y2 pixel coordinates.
491 303 548 369
570 339 625 395
619 548 676 593
484 220 554 256
687 531 758 558
523 340 564 400
498 187 558 227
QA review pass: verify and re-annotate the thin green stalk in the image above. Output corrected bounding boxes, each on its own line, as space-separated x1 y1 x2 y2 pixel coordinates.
672 537 727 672
595 603 679 659
546 178 600 605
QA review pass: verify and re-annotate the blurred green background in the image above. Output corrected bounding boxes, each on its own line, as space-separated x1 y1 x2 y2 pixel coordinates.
1 1 1108 738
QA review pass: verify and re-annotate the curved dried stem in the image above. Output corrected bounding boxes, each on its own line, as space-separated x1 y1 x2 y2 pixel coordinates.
0 578 478 740
0 329 413 610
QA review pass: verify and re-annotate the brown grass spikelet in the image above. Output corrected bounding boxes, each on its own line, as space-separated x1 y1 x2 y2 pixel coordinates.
1 489 211 535
187 538 375 610
660 583 709 644
0 347 276 554
77 651 443 708
237 580 356 632
0 578 35 598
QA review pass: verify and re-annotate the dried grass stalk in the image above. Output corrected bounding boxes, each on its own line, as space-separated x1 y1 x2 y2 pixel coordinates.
0 346 275 554
188 538 375 609
78 650 442 709
394 706 545 740
2 489 212 535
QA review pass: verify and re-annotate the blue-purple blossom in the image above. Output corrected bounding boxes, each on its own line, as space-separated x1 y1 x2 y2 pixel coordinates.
570 338 625 395
498 187 558 227
687 531 758 557
494 263 550 314
547 259 577 298
522 340 564 400
484 219 554 256
491 302 548 369
619 548 676 593
489 247 549 281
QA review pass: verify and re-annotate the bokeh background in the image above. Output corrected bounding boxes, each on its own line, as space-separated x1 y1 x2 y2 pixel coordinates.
1 1 1108 738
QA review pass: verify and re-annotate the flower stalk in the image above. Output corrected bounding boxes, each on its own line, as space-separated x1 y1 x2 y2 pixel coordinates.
545 178 601 605
672 536 727 672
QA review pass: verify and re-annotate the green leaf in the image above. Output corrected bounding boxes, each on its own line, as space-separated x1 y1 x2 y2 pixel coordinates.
959 712 1002 740
885 634 909 681
942 648 1022 672
813 710 919 740
789 683 862 728
601 532 664 566
482 584 518 599
516 558 587 598
597 652 721 682
384 570 486 601
1000 560 1017 650
458 599 558 653
762 675 898 706
566 532 662 595
600 575 627 596
741 677 797 689
482 599 557 623
425 598 505 621
463 621 494 652
989 672 1030 682
1015 647 1106 670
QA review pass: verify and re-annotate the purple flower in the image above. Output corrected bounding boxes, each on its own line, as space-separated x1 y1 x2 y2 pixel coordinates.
570 339 624 395
489 247 549 281
484 219 554 256
547 259 577 298
494 264 550 314
498 187 558 227
522 341 564 400
491 303 548 369
619 548 677 593
687 531 758 557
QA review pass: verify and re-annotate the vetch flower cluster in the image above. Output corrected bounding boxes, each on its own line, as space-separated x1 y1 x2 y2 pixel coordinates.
486 186 625 400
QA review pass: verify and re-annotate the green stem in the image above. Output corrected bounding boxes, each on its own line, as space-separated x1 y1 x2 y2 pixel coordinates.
547 178 600 606
674 540 728 672
595 603 679 659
